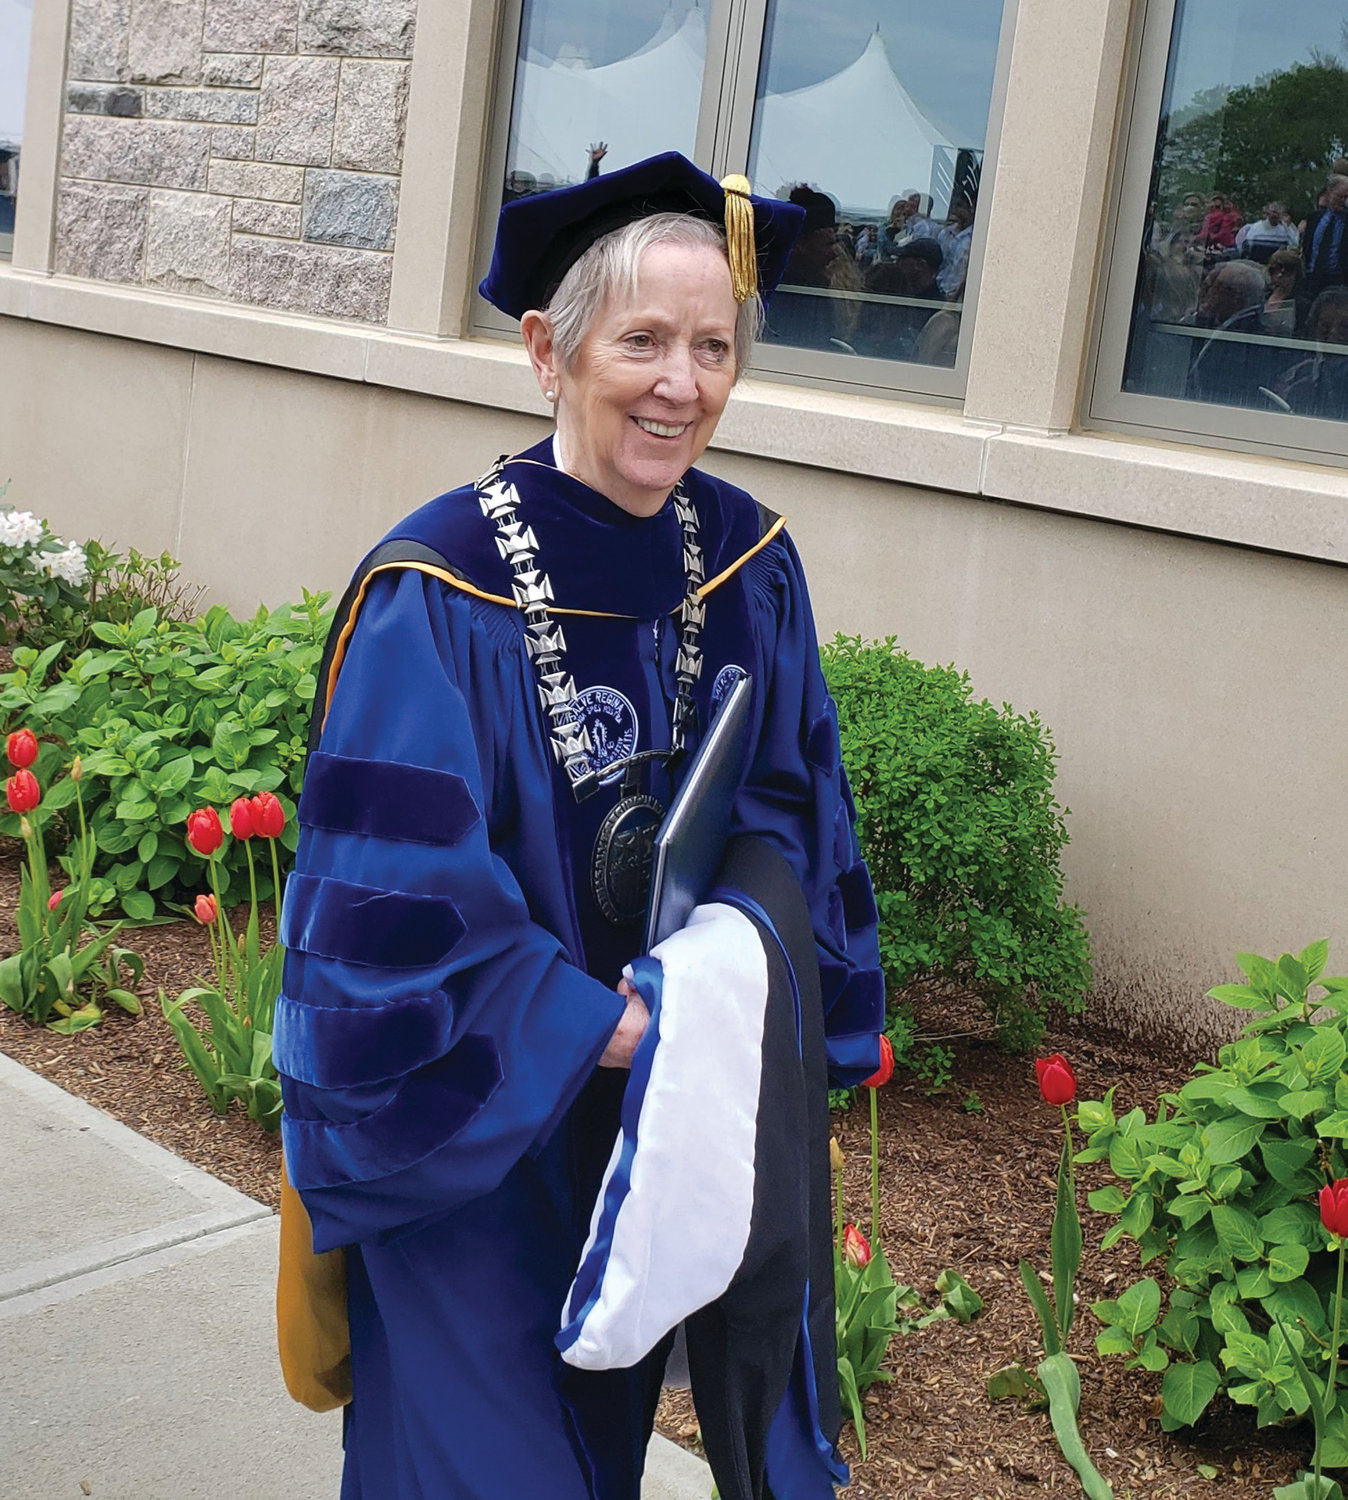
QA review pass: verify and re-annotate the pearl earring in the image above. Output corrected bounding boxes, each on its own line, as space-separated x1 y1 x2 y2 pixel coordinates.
545 388 556 402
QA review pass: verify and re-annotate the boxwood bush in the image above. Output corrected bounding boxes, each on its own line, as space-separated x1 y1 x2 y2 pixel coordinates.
821 635 1091 1055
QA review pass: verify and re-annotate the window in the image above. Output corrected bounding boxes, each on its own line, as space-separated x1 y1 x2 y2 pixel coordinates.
475 0 1011 400
1091 0 1348 462
0 0 33 260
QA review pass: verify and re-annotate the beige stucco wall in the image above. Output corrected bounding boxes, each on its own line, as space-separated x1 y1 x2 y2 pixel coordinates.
4 312 1344 1048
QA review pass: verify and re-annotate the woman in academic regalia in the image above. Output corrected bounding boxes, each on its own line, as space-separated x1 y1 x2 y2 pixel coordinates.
274 153 885 1500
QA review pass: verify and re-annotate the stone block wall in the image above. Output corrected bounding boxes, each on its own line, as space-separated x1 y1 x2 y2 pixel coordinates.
54 0 417 323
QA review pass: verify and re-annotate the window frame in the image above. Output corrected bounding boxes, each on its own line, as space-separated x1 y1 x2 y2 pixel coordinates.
1086 0 1348 470
468 0 1017 406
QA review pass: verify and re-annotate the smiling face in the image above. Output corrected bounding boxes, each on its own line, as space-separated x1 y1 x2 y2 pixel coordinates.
543 241 739 517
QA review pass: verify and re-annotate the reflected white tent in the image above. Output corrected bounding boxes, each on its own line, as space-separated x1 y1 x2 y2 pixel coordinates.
0 0 35 145
751 29 960 220
508 6 707 187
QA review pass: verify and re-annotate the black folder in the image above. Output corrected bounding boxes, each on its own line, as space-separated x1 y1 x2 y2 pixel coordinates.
644 673 754 951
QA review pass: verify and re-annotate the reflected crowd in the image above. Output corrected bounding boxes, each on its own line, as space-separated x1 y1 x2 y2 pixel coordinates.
1134 167 1348 419
505 159 980 370
759 183 975 367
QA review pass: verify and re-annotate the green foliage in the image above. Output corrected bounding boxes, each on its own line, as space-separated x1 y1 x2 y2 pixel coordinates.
821 635 1091 1054
0 764 143 1030
1158 62 1348 224
1080 944 1348 1450
161 843 284 1130
835 1243 982 1457
0 595 331 915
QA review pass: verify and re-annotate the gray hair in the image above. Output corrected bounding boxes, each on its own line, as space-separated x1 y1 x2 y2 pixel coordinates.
1215 258 1269 303
544 212 763 381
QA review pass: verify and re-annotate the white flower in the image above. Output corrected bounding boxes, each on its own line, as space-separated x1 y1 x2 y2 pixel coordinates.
0 509 45 550
44 543 88 588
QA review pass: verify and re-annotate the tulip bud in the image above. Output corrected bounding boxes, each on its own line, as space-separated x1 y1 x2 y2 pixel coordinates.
185 807 224 857
6 728 38 768
70 756 83 782
249 790 285 839
1035 1053 1077 1107
193 893 218 925
6 768 41 814
861 1033 895 1090
48 890 63 911
229 798 255 841
842 1223 871 1270
1321 1179 1348 1240
830 1137 845 1174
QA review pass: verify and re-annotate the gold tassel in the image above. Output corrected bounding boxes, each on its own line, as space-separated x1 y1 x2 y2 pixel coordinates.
720 173 757 304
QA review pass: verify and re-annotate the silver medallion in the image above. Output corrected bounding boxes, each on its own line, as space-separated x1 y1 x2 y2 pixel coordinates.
592 794 664 925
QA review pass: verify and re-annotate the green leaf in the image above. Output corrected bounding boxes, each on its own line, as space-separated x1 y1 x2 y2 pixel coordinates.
1263 1135 1320 1185
1160 1359 1221 1427
1036 1353 1115 1500
1301 940 1331 982
1318 1112 1348 1140
1204 1116 1265 1164
1051 1137 1082 1339
1114 1278 1162 1337
1088 1186 1127 1214
935 1269 983 1323
119 890 155 921
1212 1203 1265 1263
987 1363 1046 1403
1268 1242 1312 1282
1208 984 1277 1012
1018 1260 1062 1356
1226 1087 1289 1120
1301 1028 1348 1084
1280 1091 1330 1120
137 830 158 863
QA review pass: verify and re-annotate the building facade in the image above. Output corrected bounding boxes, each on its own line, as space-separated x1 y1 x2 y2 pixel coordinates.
2 0 1346 1044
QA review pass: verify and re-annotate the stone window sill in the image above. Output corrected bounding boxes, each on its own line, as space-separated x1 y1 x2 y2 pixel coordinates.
3 266 1348 566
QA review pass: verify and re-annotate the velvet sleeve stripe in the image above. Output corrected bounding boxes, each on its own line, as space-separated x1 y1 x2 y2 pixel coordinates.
298 751 481 847
283 1035 504 1190
272 987 456 1089
281 873 468 970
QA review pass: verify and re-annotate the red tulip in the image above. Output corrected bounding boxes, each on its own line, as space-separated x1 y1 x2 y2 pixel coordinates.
48 889 63 911
842 1223 871 1270
6 768 40 814
1036 1053 1077 1106
185 807 224 856
861 1033 895 1089
1321 1180 1348 1239
6 728 38 768
229 797 255 840
249 790 285 839
193 893 218 925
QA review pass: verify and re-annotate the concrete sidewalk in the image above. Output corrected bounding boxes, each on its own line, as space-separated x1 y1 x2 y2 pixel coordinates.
0 1051 711 1500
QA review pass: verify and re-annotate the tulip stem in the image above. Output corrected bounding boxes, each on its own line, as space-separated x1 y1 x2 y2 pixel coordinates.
835 1152 845 1251
268 838 283 933
1318 1243 1346 1489
870 1081 881 1248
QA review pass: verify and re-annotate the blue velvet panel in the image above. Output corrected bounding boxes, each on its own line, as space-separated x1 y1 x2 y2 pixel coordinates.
281 873 467 969
299 751 481 847
272 986 455 1089
284 1033 503 1190
837 863 879 932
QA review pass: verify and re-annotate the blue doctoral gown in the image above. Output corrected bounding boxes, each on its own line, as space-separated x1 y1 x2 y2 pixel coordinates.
274 440 884 1499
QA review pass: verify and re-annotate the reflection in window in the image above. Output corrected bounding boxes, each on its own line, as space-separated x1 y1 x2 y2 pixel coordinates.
1125 0 1348 422
504 0 705 202
749 1 1003 368
0 0 32 259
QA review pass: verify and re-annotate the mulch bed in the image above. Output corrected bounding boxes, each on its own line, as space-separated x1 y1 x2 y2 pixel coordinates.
0 837 1313 1497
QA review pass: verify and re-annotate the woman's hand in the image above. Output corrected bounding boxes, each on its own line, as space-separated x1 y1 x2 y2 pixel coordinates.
598 978 649 1069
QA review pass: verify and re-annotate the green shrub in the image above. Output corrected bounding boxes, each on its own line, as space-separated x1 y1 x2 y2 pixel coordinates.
1080 944 1348 1452
821 635 1091 1053
0 596 331 916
